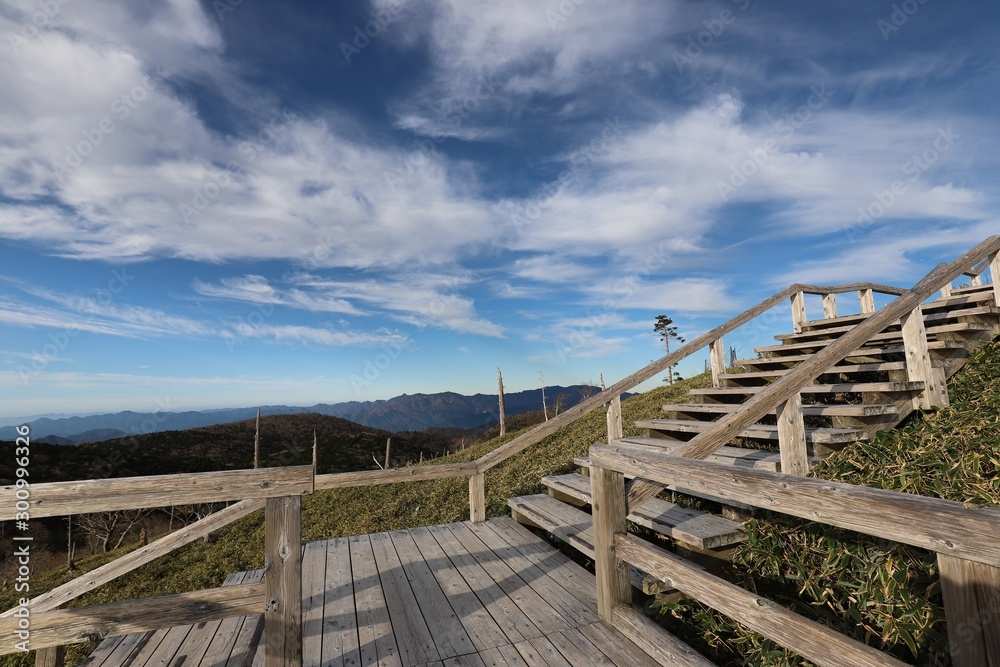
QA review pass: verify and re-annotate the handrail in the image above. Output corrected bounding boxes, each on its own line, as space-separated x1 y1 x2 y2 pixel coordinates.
626 235 1000 509
475 281 906 471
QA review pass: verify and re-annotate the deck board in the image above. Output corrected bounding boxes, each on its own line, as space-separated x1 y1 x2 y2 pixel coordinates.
83 519 691 667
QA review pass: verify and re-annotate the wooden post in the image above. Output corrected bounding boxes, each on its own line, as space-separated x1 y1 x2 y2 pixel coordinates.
790 291 807 332
709 338 725 388
971 273 983 287
990 251 1000 306
254 409 261 469
776 394 808 476
36 645 64 667
606 395 623 443
497 368 506 436
540 371 548 421
384 438 391 469
901 306 947 409
264 496 302 667
591 464 630 621
858 288 875 314
469 473 486 524
937 554 1000 667
822 293 837 319
941 283 954 298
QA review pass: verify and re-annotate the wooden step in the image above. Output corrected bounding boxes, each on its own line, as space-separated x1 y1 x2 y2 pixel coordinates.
949 284 995 297
797 305 998 333
922 293 996 313
635 419 868 445
540 474 745 550
688 381 924 398
774 321 991 345
719 361 905 381
613 436 806 471
661 402 899 418
754 339 969 356
573 456 755 512
923 305 1000 324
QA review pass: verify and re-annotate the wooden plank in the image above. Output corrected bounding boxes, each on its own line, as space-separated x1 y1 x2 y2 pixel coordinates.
320 538 361 667
224 598 265 667
901 306 946 409
576 621 666 667
79 635 128 667
617 436 789 471
469 473 486 524
369 531 440 665
441 654 487 667
637 419 866 446
971 561 1000 666
300 540 327 667
990 251 1000 307
134 624 192 667
512 638 569 667
606 395 623 441
314 463 478 491
424 523 542 644
36 646 64 667
407 526 509 651
264 496 302 667
616 534 908 667
445 522 572 633
523 637 572 666
203 571 263 667
479 644 529 666
662 402 899 417
7 499 266 617
388 529 478 659
545 628 615 667
776 393 808 476
859 288 876 314
591 467 629 621
595 442 1000 567
710 338 726 388
938 555 990 667
611 606 715 667
822 292 838 319
0 467 312 521
466 520 600 627
348 534 401 667
0 584 263 655
790 291 807 333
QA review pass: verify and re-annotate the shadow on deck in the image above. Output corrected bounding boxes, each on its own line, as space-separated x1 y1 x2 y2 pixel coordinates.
82 518 662 667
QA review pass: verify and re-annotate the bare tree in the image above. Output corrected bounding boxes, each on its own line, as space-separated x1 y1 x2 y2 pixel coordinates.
76 509 151 553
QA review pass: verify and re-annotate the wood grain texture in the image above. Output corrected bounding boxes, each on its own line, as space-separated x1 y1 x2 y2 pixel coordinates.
0 584 263 655
710 337 726 387
859 288 876 314
790 291 807 333
595 441 1000 567
611 605 715 667
776 393 808 476
0 467 312 521
938 555 989 667
469 473 486 523
605 395 623 442
990 251 1000 307
264 496 302 667
590 467 629 621
616 534 908 667
314 462 478 490
823 292 838 319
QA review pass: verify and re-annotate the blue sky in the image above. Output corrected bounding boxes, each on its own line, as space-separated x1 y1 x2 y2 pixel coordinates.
1 0 998 420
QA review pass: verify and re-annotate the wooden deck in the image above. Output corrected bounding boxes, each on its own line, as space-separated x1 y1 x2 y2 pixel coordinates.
81 518 663 667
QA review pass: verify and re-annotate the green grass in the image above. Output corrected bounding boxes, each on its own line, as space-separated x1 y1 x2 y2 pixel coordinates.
5 340 1000 667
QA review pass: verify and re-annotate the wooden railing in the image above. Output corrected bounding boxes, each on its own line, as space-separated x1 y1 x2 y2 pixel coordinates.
0 467 313 667
589 440 1000 667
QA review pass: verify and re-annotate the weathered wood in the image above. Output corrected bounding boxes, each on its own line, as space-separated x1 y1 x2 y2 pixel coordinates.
348 534 400 666
710 337 725 387
300 541 326 667
790 291 807 333
595 442 1000 568
938 555 989 667
264 496 302 667
611 605 715 667
776 393 808 476
4 499 265 617
605 395 623 442
469 472 486 523
971 561 1000 665
498 367 507 437
314 462 478 490
615 534 909 667
823 292 838 319
901 306 947 409
35 645 64 667
941 283 954 298
859 288 876 314
590 466 629 621
626 236 1000 511
254 409 261 469
0 584 263 655
0 467 312 521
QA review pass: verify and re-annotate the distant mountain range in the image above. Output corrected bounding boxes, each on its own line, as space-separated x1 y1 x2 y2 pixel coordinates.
1 385 605 443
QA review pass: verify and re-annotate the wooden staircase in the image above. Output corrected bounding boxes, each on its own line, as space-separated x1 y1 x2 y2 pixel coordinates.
507 279 1000 598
